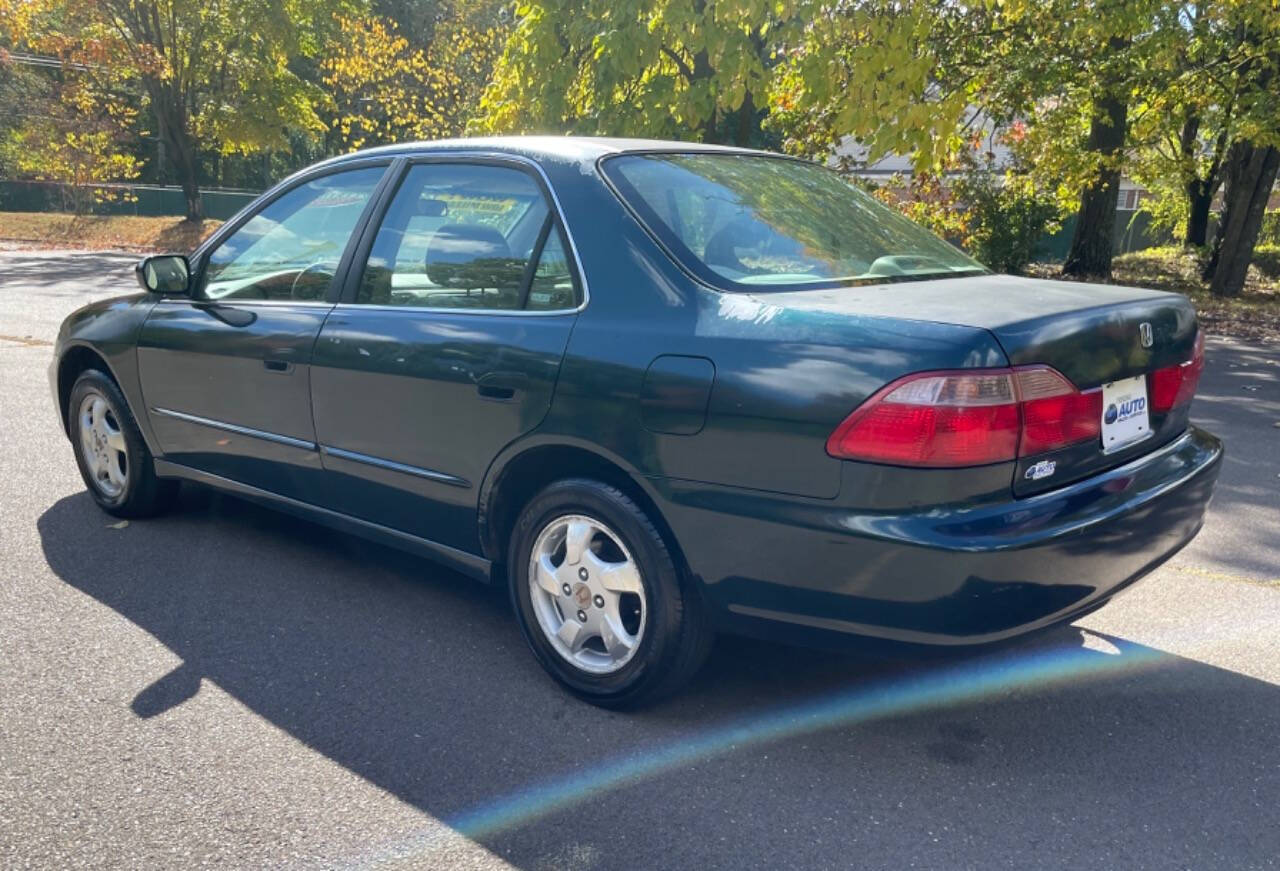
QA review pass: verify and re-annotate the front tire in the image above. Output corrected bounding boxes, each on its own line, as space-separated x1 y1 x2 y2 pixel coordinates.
508 479 712 708
68 369 177 518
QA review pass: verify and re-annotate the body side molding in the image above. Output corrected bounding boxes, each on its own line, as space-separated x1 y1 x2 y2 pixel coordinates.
150 407 316 451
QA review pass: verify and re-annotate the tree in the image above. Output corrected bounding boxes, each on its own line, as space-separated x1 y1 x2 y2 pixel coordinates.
1198 8 1280 298
1124 3 1274 251
1060 62 1128 279
322 2 508 152
4 70 143 213
474 0 789 146
769 0 1187 279
7 0 359 220
1129 102 1234 249
1205 140 1279 296
1 17 142 212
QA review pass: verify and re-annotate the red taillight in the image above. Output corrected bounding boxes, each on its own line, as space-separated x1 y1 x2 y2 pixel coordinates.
1150 330 1205 412
826 371 1020 467
1016 367 1101 455
827 365 1101 467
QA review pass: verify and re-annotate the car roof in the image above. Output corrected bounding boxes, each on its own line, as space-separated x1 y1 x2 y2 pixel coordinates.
316 135 769 172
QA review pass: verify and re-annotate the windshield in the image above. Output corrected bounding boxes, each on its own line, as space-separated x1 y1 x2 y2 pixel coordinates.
601 153 986 291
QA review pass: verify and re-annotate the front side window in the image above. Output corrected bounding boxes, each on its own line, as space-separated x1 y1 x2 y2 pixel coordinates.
601 153 986 291
200 166 385 301
355 163 577 310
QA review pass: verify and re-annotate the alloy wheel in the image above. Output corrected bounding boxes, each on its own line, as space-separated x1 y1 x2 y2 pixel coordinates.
527 513 647 674
78 392 128 498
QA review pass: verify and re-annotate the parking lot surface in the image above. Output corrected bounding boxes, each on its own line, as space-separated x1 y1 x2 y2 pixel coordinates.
2 247 1278 869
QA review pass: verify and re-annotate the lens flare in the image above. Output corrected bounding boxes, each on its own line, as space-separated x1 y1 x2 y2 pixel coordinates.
356 634 1167 866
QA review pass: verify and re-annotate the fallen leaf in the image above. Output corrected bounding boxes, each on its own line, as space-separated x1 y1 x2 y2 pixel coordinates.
107 520 129 529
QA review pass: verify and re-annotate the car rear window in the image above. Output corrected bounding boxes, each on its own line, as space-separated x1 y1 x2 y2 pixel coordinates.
601 153 986 292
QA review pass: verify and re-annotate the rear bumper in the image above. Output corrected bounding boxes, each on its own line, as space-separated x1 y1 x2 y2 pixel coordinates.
657 426 1222 646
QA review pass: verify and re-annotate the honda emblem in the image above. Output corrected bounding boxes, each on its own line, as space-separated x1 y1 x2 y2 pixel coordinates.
1139 322 1153 348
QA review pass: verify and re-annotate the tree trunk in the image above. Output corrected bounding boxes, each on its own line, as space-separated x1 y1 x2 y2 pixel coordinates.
1203 141 1280 298
733 90 756 147
1178 111 1216 248
1184 179 1214 248
1062 92 1128 280
692 47 717 143
148 82 203 221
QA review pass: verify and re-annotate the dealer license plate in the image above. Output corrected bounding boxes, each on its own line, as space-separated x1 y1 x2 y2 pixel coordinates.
1100 375 1151 453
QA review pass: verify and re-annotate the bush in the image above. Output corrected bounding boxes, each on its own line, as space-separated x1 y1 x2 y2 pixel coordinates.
1252 243 1280 280
866 156 1063 276
958 173 1063 274
1259 212 1280 247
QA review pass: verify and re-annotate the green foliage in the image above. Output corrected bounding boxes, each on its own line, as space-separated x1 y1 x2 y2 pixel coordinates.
0 38 140 212
3 0 367 216
322 2 508 152
769 0 1277 199
959 172 1063 274
1260 212 1280 247
865 148 1063 275
474 0 791 145
1252 244 1280 280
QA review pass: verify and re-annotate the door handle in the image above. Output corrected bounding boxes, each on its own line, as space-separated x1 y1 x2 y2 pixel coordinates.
476 371 527 400
477 383 515 400
263 359 294 374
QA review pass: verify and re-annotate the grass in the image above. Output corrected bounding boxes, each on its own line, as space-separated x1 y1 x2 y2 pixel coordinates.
1029 244 1280 342
0 211 221 254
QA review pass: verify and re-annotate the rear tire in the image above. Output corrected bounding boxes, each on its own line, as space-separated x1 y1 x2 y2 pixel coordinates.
508 478 712 708
68 369 177 518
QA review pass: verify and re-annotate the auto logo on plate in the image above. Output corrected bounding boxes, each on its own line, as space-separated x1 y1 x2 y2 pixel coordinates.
1139 322 1154 348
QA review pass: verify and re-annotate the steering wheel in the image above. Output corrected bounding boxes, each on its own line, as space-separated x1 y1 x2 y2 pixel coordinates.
290 260 338 301
866 254 949 277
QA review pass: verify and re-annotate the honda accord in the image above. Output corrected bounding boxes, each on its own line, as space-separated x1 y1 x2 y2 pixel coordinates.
50 137 1222 706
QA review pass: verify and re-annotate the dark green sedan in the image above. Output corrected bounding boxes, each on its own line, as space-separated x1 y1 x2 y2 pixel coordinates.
51 137 1222 706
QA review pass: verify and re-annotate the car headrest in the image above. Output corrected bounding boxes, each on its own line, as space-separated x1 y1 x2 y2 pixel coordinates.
424 223 519 289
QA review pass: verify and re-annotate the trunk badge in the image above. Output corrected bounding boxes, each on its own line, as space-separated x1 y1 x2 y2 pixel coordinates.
1139 322 1154 348
1025 459 1056 481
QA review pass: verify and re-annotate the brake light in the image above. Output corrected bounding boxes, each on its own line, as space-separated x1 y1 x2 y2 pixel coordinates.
827 366 1100 467
1016 367 1102 456
826 371 1020 467
1149 330 1205 412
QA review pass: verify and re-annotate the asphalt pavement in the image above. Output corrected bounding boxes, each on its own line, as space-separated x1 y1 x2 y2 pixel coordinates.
1 247 1278 870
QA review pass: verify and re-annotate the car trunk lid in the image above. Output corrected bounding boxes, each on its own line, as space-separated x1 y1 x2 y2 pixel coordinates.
755 274 1200 494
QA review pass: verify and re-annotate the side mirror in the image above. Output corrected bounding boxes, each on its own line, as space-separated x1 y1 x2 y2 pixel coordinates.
135 254 191 296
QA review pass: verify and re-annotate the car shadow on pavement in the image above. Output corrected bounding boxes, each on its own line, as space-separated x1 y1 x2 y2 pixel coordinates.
0 249 137 290
38 487 1280 869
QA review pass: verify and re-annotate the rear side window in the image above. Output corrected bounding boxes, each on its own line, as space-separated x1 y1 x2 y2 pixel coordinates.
355 163 579 310
200 166 385 302
525 226 576 311
601 153 985 292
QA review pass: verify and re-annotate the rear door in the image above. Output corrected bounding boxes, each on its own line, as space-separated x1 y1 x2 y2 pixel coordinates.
309 158 582 553
137 162 390 501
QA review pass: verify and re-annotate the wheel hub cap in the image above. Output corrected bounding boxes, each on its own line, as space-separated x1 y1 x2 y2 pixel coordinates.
77 392 128 498
527 514 647 675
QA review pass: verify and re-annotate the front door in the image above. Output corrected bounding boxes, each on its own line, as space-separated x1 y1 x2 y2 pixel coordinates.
309 159 582 553
137 164 389 501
